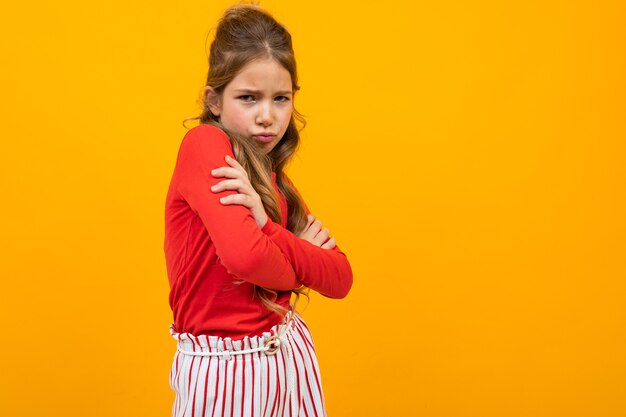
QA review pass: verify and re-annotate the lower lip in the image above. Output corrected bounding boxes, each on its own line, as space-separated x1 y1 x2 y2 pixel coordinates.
253 135 276 143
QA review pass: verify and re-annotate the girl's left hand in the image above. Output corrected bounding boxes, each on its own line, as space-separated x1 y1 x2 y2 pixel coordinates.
210 154 269 229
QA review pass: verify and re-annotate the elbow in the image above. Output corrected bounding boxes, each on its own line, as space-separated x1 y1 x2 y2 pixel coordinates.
323 269 353 299
336 275 353 299
270 279 301 292
219 252 262 280
334 253 354 299
321 282 352 299
219 256 256 281
336 260 354 298
214 236 271 279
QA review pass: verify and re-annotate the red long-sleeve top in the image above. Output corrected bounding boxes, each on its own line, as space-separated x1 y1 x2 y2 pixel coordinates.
164 124 353 339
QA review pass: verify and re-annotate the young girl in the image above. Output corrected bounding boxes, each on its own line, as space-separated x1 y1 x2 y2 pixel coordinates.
163 4 353 416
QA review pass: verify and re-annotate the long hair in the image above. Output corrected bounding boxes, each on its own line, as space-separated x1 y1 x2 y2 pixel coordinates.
183 3 310 316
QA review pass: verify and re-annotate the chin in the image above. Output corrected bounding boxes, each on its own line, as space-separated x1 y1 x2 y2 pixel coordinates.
260 141 280 154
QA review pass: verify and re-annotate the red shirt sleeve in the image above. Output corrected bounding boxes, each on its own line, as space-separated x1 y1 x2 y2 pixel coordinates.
260 174 354 299
174 124 300 291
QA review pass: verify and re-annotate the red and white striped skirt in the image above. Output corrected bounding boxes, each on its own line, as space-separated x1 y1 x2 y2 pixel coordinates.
168 310 327 417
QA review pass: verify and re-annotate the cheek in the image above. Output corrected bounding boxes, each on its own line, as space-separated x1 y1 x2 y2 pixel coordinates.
223 105 249 130
279 108 293 126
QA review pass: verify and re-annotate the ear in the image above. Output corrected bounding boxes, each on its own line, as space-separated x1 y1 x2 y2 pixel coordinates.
204 86 222 117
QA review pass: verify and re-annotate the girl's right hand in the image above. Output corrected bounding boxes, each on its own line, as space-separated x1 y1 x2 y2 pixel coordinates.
297 214 336 250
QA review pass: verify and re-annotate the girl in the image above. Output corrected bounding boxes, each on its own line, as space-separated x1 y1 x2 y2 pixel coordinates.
163 4 353 417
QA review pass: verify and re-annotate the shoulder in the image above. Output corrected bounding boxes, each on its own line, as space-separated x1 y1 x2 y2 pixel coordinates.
175 124 235 167
180 123 232 153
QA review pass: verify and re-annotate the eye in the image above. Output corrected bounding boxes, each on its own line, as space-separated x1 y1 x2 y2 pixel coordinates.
275 96 291 103
238 95 255 102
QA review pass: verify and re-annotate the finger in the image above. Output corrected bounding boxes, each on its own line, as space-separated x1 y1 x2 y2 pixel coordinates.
210 178 243 192
211 166 242 179
224 155 249 177
211 167 225 177
297 216 314 238
321 236 336 250
225 154 242 168
315 227 331 243
213 183 259 204
308 219 323 234
211 166 237 177
305 214 316 227
219 194 253 208
301 219 322 240
317 227 330 238
300 218 321 239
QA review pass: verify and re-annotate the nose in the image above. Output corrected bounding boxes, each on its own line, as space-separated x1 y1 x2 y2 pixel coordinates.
256 102 273 127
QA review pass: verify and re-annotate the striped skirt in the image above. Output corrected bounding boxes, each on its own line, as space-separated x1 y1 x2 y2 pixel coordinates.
168 310 327 417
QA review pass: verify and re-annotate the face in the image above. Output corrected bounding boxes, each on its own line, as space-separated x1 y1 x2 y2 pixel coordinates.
206 57 294 154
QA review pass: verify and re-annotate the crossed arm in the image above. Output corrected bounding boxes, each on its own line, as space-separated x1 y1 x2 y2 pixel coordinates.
260 175 353 299
175 124 353 298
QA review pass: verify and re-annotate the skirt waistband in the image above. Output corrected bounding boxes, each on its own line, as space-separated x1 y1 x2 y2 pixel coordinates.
169 309 296 359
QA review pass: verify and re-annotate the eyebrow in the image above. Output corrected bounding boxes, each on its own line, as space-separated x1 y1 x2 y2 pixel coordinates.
233 88 293 95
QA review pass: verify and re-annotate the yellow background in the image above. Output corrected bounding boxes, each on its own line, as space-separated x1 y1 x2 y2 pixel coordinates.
1 0 624 416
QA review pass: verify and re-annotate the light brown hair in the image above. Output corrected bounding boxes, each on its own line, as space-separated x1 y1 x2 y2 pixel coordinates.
183 3 310 316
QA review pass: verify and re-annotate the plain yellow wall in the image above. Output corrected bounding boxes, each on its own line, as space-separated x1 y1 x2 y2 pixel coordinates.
1 0 625 416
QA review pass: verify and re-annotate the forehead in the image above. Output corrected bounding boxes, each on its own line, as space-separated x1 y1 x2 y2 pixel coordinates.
228 58 292 91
